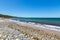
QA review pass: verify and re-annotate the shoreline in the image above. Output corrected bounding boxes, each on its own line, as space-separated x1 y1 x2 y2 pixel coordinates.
8 19 60 40
8 19 60 32
0 18 60 40
11 18 60 26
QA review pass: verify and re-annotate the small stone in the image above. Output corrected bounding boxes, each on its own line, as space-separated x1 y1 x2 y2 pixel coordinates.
3 35 7 38
31 36 33 39
0 39 3 40
51 37 55 40
16 38 20 40
0 34 2 37
6 38 8 40
32 37 39 40
42 38 47 40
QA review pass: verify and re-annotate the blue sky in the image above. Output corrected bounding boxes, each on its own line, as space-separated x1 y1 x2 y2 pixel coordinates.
0 0 60 17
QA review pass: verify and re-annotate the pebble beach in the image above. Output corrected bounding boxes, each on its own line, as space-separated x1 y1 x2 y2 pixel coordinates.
0 18 60 40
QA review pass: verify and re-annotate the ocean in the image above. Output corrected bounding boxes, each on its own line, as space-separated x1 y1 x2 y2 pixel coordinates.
11 18 60 26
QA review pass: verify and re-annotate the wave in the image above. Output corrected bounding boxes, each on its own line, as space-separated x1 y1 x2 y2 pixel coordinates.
8 19 60 32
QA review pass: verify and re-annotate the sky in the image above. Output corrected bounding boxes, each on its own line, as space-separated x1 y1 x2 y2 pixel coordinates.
0 0 60 17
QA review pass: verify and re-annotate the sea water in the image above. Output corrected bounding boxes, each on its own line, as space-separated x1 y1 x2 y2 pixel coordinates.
10 18 60 31
11 18 60 26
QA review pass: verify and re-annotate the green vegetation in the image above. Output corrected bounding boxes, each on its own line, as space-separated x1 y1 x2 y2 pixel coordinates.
0 14 18 18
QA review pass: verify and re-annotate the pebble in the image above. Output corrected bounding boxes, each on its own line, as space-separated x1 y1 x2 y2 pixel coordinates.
0 27 32 40
0 21 59 40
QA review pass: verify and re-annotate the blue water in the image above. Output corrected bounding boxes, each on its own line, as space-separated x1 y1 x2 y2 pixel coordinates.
11 18 60 26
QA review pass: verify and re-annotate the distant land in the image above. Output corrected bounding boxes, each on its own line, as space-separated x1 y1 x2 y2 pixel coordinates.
0 14 19 18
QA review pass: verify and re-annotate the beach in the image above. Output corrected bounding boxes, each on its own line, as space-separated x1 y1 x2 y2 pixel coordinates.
0 18 60 40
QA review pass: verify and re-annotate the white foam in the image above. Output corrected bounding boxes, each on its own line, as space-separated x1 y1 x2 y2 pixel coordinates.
8 19 60 32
